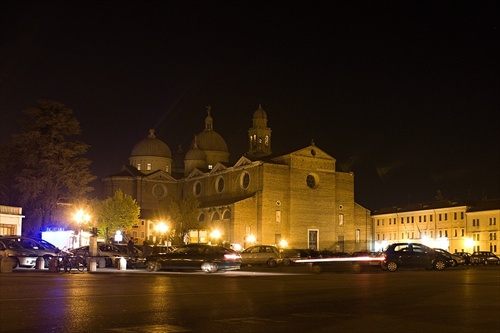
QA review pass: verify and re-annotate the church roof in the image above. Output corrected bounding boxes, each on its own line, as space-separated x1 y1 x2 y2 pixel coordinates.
131 129 172 158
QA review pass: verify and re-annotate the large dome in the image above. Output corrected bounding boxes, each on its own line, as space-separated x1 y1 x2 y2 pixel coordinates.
190 106 228 152
192 130 228 152
131 129 171 158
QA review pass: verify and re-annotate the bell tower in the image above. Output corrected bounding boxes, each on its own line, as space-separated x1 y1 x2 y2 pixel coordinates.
247 104 272 158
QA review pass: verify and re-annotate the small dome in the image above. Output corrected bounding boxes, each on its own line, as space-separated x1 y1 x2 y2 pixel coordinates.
253 104 267 119
131 129 171 158
185 138 206 161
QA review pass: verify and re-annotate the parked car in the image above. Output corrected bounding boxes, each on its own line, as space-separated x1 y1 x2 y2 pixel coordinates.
280 248 321 266
70 243 129 267
433 248 465 266
381 243 451 272
0 237 39 269
319 250 351 258
240 245 281 267
0 235 60 268
145 243 241 273
454 251 472 265
470 251 500 265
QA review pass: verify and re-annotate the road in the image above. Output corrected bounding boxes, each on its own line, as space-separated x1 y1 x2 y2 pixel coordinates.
1 264 499 333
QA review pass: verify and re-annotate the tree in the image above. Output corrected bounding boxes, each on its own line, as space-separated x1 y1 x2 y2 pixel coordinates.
3 100 96 236
165 195 200 245
95 189 140 242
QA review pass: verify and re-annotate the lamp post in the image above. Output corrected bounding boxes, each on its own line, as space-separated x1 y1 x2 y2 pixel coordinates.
155 221 169 247
74 209 90 247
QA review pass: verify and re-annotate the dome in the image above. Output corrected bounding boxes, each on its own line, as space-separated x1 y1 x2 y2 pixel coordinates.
131 129 171 158
190 105 228 152
185 138 206 160
192 130 228 152
253 104 267 119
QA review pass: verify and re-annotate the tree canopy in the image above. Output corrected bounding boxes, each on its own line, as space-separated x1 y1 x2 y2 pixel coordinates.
95 189 140 241
0 100 96 236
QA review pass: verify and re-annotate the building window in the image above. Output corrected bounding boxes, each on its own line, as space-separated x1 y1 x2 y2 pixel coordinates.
355 229 360 243
208 164 213 170
339 213 344 225
147 163 152 170
152 184 167 199
240 172 250 190
306 173 319 189
439 214 442 221
216 176 225 193
223 210 231 220
193 181 202 196
276 210 281 223
137 163 141 170
198 213 205 222
445 213 448 221
454 212 457 220
430 215 433 222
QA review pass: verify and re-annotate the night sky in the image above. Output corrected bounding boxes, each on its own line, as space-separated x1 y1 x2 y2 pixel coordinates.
1 1 498 210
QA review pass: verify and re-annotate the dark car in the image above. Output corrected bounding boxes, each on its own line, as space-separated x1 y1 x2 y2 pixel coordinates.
454 251 472 265
319 250 351 258
381 242 450 272
280 248 321 266
470 251 500 265
433 248 465 266
145 243 241 273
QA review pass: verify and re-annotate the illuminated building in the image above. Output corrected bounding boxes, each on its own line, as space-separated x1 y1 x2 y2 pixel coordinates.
371 199 499 254
102 105 372 252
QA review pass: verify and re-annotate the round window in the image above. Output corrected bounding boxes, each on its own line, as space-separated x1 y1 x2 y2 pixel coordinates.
216 176 225 193
306 173 319 189
152 184 167 199
193 181 202 196
240 172 250 190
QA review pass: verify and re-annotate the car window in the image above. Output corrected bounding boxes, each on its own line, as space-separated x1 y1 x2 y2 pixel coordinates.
249 247 260 254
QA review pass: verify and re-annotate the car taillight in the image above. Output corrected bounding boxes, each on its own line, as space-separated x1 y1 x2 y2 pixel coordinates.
224 254 241 260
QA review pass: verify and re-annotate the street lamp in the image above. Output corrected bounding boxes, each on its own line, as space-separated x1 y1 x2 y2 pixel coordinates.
155 221 169 246
74 209 90 247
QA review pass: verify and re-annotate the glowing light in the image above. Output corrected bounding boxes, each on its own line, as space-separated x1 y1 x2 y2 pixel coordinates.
279 239 288 248
210 229 221 239
246 235 256 243
464 238 474 249
155 221 169 234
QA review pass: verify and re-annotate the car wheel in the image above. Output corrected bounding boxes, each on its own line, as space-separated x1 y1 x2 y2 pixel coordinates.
386 261 398 272
43 256 52 268
434 260 446 271
283 258 291 266
267 259 277 268
11 257 19 269
145 261 158 272
201 262 218 273
450 260 457 267
311 264 322 274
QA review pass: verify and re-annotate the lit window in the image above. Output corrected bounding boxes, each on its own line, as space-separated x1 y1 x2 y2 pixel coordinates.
147 163 152 170
137 163 141 170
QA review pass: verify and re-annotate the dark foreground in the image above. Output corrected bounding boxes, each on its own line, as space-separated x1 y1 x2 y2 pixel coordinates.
1 264 499 333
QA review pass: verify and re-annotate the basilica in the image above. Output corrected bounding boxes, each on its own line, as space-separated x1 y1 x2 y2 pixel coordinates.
102 105 372 252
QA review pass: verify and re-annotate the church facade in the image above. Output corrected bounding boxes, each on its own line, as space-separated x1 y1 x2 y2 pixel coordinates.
102 105 372 252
